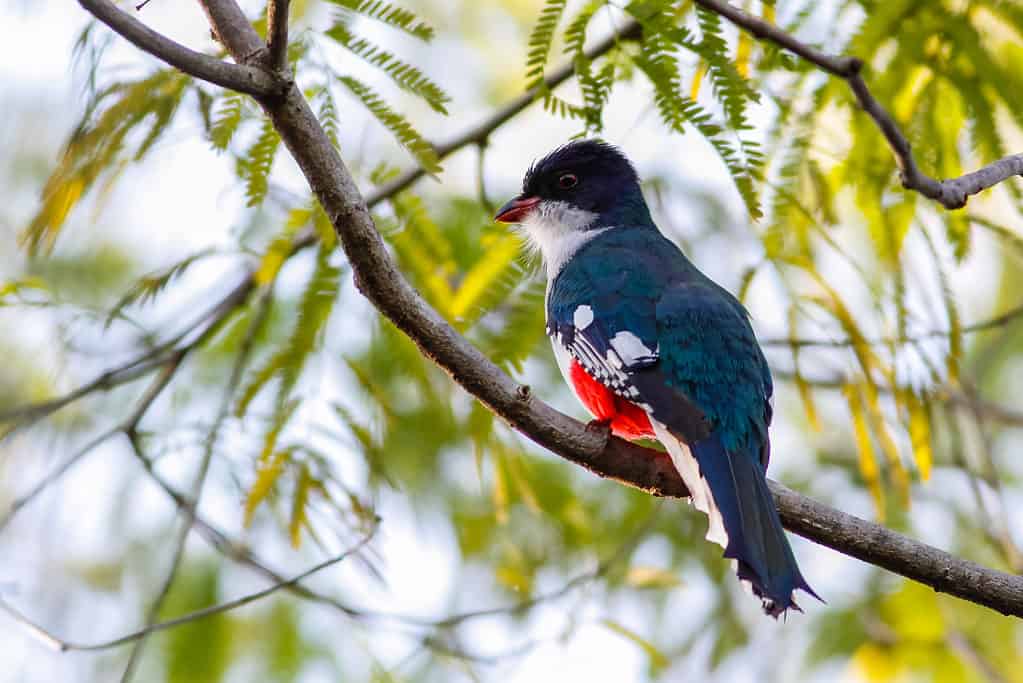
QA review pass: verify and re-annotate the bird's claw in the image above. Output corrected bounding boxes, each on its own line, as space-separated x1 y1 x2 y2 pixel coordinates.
585 418 613 440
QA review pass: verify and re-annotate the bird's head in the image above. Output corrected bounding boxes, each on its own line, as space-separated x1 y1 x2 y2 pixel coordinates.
494 140 652 236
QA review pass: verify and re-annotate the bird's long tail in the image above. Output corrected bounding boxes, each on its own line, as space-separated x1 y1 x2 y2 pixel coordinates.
652 421 819 617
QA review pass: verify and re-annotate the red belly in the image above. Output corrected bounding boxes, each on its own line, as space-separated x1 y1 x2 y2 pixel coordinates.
568 359 654 440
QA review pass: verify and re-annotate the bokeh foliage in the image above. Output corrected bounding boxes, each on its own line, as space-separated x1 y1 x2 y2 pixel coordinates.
3 0 1023 681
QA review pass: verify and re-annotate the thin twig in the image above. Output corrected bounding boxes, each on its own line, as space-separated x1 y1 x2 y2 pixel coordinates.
0 276 253 531
1 274 257 430
0 529 374 653
0 353 184 533
124 433 368 620
119 287 273 681
760 300 1023 349
76 0 281 96
691 0 1023 208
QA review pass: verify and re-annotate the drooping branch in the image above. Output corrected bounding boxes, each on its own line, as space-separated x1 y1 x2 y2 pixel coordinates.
77 0 282 96
64 0 1023 619
692 0 1023 209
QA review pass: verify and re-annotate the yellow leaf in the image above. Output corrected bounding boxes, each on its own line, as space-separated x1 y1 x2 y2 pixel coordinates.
736 32 752 79
244 449 289 527
255 205 312 285
906 392 933 480
255 241 289 285
448 233 521 321
862 381 911 508
845 384 886 520
624 566 681 590
601 619 669 671
495 565 531 594
892 66 933 123
852 642 900 682
690 60 707 100
289 464 313 548
788 304 821 432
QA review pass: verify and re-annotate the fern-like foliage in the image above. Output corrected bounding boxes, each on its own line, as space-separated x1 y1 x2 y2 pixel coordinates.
313 86 341 152
526 0 569 88
209 93 245 152
627 3 762 218
338 75 441 173
237 244 342 421
563 0 613 130
691 8 759 133
327 24 450 113
326 0 434 41
238 118 281 207
24 69 189 254
106 248 218 327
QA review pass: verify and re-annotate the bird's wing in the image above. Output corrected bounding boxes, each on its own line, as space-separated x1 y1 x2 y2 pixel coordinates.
652 280 772 461
546 297 660 410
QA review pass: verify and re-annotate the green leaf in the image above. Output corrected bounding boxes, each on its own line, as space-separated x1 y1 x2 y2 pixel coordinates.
106 248 217 326
326 24 450 113
338 75 441 173
326 0 434 41
526 0 569 87
209 93 244 152
239 118 281 207
236 244 342 418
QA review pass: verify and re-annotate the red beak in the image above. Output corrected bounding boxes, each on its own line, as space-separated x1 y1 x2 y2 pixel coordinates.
494 196 540 223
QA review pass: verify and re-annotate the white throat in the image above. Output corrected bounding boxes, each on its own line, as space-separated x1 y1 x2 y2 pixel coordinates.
516 200 608 279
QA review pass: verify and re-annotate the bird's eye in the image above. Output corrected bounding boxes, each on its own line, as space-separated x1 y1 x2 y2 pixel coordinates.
557 173 578 190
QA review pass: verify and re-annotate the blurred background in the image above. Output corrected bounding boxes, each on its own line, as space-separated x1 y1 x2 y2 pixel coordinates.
1 0 1022 680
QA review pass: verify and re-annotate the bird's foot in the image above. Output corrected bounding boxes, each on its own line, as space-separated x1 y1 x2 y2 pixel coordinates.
585 418 613 441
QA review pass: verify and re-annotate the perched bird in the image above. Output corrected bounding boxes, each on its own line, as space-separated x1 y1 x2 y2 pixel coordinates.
494 140 818 616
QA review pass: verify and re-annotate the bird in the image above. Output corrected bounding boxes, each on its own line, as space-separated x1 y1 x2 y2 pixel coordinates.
494 139 818 617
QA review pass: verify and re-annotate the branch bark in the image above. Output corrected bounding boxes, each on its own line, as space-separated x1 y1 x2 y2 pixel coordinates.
265 0 291 74
692 0 1023 209
77 0 282 96
72 0 1023 618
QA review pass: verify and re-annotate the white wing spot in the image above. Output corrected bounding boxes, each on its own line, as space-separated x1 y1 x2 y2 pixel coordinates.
610 331 657 366
573 305 594 330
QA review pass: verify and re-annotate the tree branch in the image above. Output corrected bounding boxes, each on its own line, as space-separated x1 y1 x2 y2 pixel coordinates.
75 0 1023 617
692 0 1023 209
265 0 291 73
76 0 281 96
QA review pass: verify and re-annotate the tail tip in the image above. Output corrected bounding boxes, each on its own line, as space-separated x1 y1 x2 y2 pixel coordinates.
759 580 824 619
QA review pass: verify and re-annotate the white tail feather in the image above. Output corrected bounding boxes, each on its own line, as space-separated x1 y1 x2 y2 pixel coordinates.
652 419 728 548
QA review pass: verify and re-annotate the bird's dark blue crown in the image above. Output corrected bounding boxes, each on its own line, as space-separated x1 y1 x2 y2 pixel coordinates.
522 139 638 195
